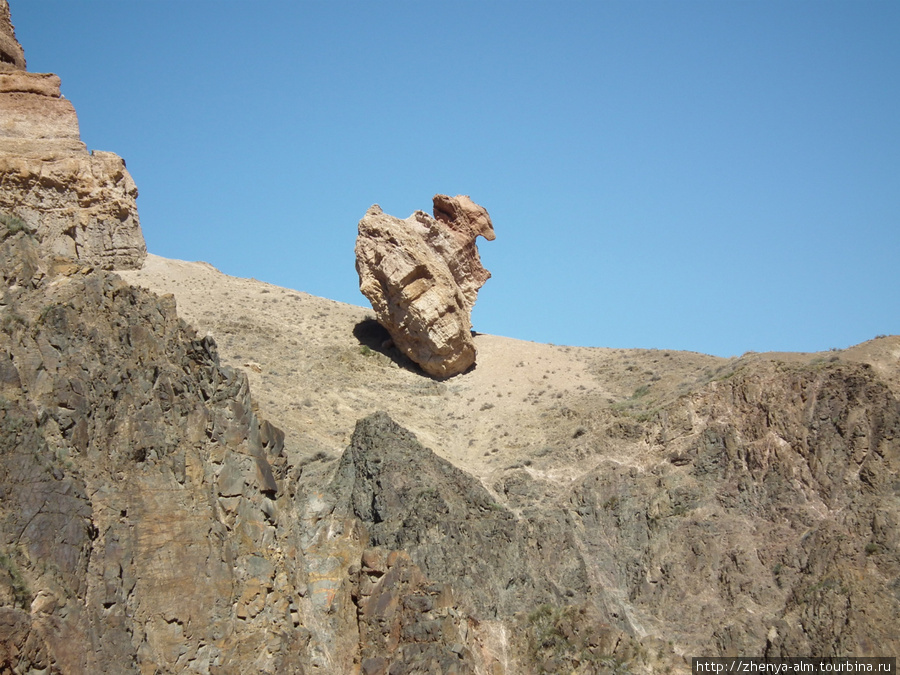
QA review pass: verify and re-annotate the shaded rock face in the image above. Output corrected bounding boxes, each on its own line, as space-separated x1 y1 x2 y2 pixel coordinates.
330 412 589 620
327 412 638 674
0 2 145 270
326 371 900 671
0 222 302 673
559 360 900 661
355 195 495 378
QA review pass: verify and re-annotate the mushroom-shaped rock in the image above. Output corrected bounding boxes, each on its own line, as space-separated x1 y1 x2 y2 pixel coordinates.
355 194 495 378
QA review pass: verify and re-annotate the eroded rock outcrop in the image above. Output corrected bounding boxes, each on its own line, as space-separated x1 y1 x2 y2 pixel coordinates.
0 219 303 673
355 195 495 378
326 411 639 674
0 1 145 269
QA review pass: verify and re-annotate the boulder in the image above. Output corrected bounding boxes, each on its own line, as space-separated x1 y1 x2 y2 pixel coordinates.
0 1 146 270
355 195 495 378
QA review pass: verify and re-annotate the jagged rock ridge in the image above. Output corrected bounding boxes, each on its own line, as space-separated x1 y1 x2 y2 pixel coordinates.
355 194 495 378
0 220 302 672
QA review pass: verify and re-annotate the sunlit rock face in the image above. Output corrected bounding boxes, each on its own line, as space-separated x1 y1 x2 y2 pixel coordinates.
355 194 495 378
0 0 146 270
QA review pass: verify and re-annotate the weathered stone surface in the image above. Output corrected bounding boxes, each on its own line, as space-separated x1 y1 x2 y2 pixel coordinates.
330 412 585 619
0 151 145 268
355 195 495 378
325 372 900 670
355 548 479 675
0 221 301 673
0 2 145 270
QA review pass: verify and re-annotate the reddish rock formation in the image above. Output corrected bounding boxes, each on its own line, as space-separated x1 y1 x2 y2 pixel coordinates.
0 0 145 269
355 194 495 378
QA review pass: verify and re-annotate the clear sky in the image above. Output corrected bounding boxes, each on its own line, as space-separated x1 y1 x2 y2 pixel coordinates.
11 1 900 357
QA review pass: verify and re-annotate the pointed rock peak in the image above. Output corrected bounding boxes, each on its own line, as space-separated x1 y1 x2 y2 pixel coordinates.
0 0 26 70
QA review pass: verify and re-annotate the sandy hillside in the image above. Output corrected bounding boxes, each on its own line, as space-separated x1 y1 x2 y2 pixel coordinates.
118 254 899 490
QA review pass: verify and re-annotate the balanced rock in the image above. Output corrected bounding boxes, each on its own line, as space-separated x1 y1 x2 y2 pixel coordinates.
0 0 146 269
355 195 495 378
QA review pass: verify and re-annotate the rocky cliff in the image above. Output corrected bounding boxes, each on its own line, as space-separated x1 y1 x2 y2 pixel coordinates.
2 1 898 672
0 218 303 672
0 0 145 270
116 249 900 673
0 1 25 70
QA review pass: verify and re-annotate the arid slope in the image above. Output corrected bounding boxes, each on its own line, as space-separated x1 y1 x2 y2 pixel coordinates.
118 254 899 491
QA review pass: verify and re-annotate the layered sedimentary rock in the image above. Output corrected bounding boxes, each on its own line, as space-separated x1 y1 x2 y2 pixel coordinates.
355 194 495 378
0 0 25 70
0 1 145 269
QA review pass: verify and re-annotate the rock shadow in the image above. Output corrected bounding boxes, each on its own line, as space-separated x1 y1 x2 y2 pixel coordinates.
352 318 420 374
353 318 478 379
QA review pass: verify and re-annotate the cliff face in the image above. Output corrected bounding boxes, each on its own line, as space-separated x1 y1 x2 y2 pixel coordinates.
574 361 900 658
0 222 303 672
320 365 900 671
0 1 24 70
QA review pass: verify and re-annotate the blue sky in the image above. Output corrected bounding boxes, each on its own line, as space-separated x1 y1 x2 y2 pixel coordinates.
11 1 900 357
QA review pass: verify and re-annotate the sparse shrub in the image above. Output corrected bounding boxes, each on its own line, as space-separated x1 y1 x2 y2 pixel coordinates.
0 212 32 236
0 551 31 608
526 603 630 674
632 385 650 399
